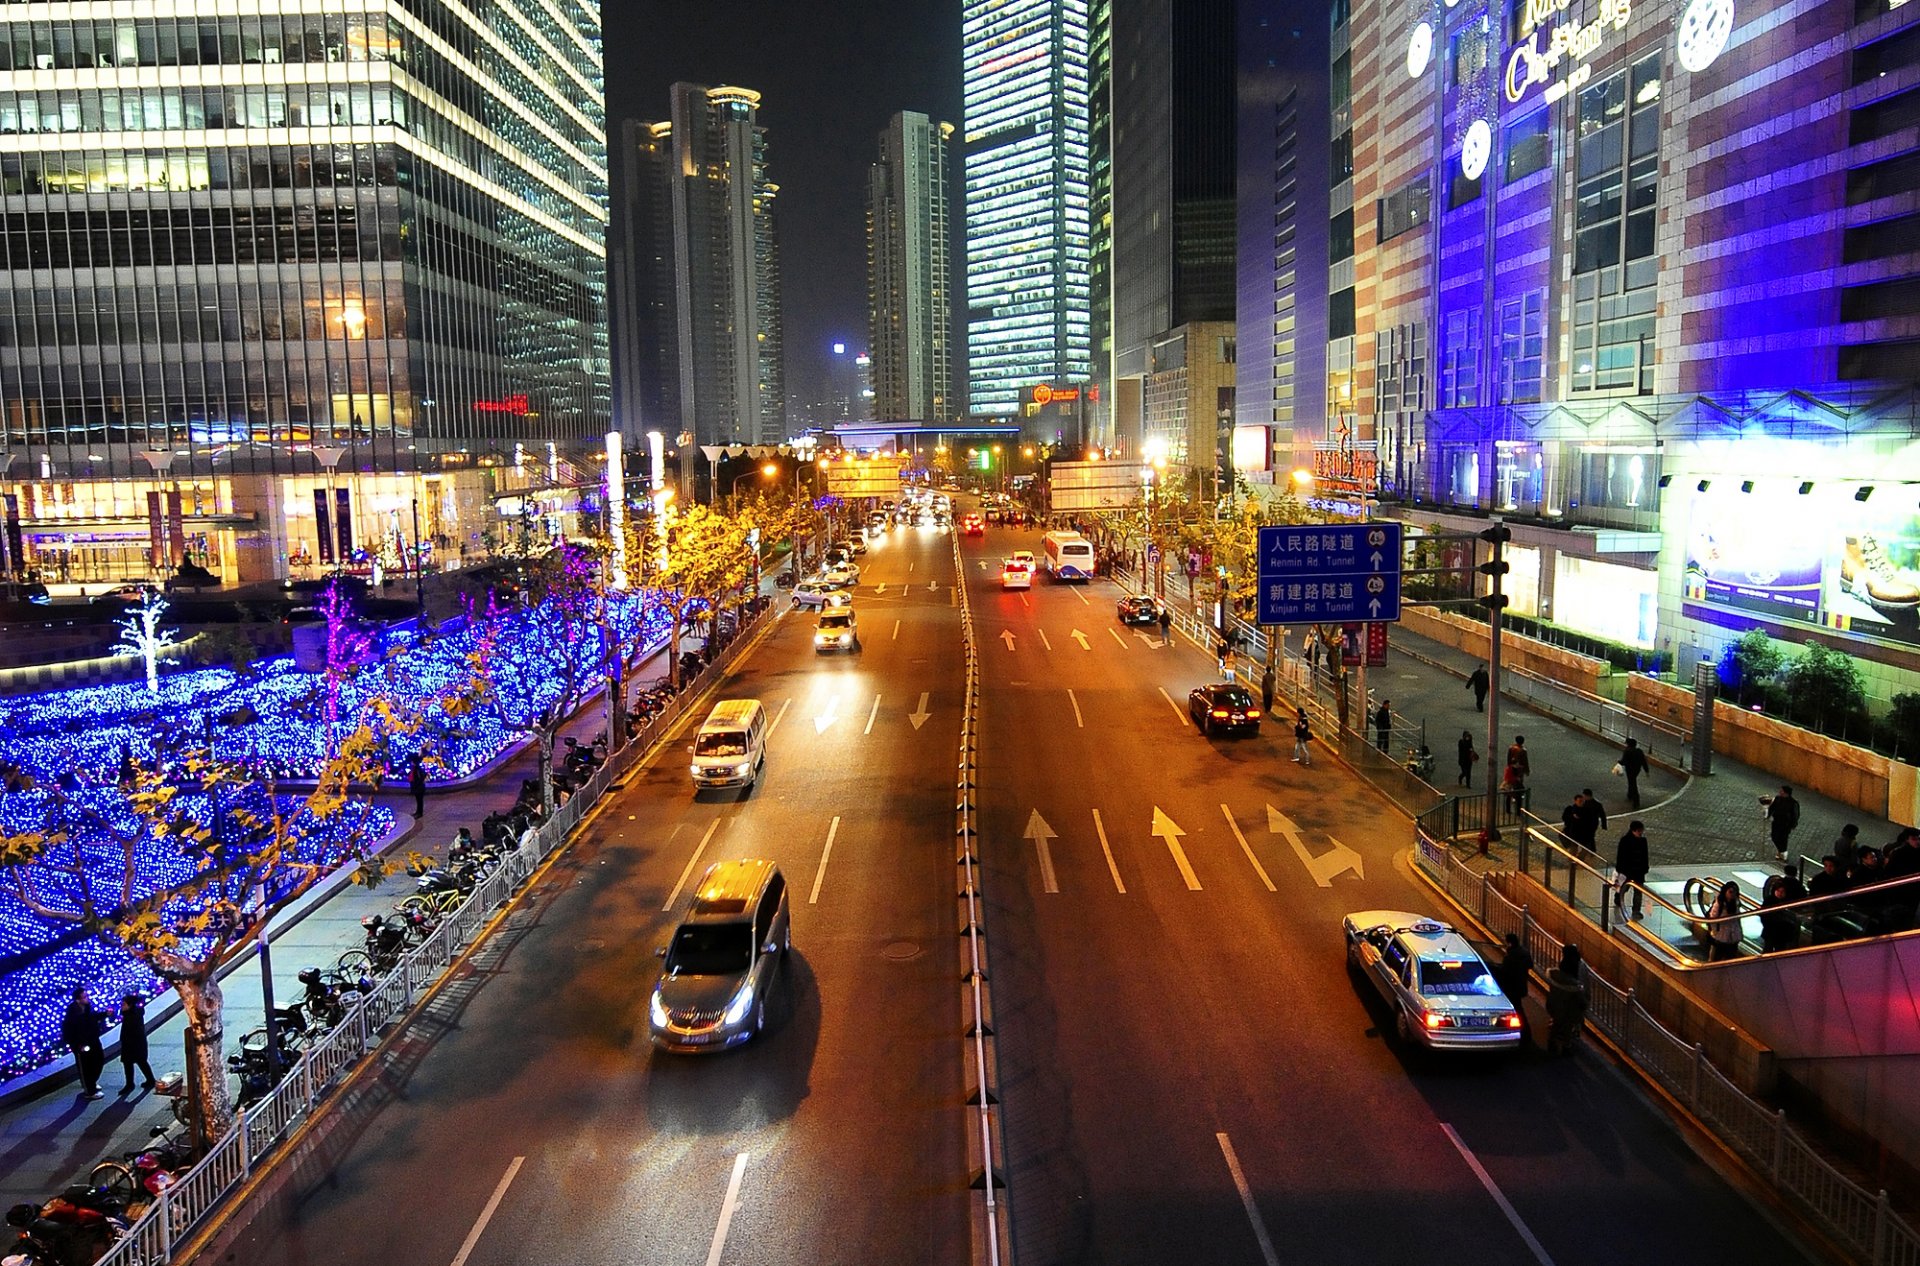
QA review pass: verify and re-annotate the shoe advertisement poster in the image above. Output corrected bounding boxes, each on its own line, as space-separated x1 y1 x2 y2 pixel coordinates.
1683 482 1920 649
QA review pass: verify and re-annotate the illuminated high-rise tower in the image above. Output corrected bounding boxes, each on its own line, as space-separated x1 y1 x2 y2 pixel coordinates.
868 111 956 423
962 0 1092 417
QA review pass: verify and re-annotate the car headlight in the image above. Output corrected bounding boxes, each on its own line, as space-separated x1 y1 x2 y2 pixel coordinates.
734 762 753 775
722 986 754 1026
650 992 670 1027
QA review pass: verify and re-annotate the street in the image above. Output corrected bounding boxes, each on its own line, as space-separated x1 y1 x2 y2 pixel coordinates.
213 524 969 1265
963 521 1816 1266
212 509 1821 1266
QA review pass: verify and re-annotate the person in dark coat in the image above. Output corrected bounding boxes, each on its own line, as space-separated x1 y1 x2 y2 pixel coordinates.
1496 933 1534 1022
1467 665 1490 711
1758 877 1801 953
1579 787 1608 840
1807 855 1849 899
1765 785 1801 865
408 755 427 819
1617 737 1649 809
62 986 105 1099
1373 700 1392 753
118 994 154 1093
1456 730 1478 787
1614 821 1650 920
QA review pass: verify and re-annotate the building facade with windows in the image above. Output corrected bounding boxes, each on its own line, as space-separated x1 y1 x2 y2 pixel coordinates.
0 2 609 585
867 111 957 423
962 0 1093 418
1326 0 1920 696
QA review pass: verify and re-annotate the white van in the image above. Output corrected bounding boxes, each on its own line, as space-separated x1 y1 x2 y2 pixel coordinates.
689 699 768 793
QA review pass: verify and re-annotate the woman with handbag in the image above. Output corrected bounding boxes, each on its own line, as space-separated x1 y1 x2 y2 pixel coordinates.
1707 881 1744 961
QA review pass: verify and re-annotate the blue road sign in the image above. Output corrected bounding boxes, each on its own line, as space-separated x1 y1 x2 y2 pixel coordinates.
1255 523 1404 624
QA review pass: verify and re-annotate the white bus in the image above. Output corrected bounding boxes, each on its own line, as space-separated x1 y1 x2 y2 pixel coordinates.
1042 532 1096 581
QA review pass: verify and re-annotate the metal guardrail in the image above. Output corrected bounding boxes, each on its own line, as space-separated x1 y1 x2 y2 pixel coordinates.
953 533 1007 1265
89 604 775 1266
1412 814 1920 1265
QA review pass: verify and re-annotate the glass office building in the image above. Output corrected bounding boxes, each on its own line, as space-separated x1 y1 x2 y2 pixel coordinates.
0 2 608 584
962 0 1092 417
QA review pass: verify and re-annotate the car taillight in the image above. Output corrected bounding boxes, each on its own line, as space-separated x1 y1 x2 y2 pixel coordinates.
1212 709 1230 718
1423 1011 1455 1029
1502 1013 1522 1029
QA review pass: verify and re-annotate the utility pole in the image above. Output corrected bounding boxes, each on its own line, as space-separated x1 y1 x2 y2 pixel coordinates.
1479 519 1512 837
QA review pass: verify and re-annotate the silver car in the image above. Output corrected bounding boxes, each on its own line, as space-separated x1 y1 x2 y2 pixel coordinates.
1343 910 1523 1051
651 860 790 1053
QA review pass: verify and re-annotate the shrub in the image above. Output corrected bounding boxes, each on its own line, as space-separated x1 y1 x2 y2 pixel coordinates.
1781 641 1868 731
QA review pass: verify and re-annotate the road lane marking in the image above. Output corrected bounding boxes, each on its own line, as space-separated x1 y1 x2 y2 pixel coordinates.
892 618 900 640
813 692 841 734
1067 688 1084 728
1037 627 1053 651
1158 686 1190 726
1108 627 1129 649
705 1152 751 1266
663 820 722 911
809 816 840 904
864 693 881 734
908 692 932 730
1151 807 1201 890
1092 809 1126 893
766 698 792 739
1020 593 1031 610
450 1155 524 1266
1221 805 1277 892
1215 1134 1282 1266
1440 1125 1557 1266
1024 810 1059 893
1070 586 1089 605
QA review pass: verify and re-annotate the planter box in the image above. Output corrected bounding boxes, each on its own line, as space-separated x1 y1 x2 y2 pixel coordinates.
1401 605 1610 694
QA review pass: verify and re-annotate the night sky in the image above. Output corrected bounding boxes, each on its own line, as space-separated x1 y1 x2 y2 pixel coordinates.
604 2 964 420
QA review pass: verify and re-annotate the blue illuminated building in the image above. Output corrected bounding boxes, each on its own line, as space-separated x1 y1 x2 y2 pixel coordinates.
1246 0 1920 697
962 0 1094 418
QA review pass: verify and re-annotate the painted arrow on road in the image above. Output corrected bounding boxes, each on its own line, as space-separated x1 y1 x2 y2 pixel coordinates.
874 583 886 594
1267 804 1364 886
1000 630 1017 650
1134 631 1165 649
928 581 939 592
1070 629 1091 650
1025 810 1059 894
813 694 841 734
1151 807 1202 890
908 692 931 730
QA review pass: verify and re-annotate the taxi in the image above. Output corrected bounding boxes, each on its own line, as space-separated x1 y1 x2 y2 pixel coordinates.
1342 911 1523 1052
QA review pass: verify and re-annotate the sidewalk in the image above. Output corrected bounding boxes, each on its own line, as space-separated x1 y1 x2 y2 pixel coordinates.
0 635 682 1213
1141 569 1906 872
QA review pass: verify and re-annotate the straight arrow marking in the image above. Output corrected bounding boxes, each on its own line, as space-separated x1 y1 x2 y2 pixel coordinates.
874 583 886 594
1152 806 1201 890
1037 627 1053 651
908 692 931 730
813 693 840 734
1067 688 1084 728
1221 804 1277 892
1025 809 1059 894
1158 686 1189 726
1092 808 1126 893
1070 629 1091 650
1000 629 1017 650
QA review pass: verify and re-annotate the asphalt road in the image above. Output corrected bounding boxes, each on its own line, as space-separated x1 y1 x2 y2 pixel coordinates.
216 522 970 1265
963 520 1818 1266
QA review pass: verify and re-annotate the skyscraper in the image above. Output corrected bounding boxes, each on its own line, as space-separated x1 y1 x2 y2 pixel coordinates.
962 0 1092 418
867 111 956 423
0 2 608 584
613 120 679 437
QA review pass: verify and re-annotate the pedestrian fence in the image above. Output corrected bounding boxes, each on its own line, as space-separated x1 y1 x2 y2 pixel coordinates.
89 605 775 1266
1414 809 1920 1266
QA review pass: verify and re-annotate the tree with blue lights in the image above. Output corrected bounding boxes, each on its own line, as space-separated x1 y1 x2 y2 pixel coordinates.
0 706 416 1151
112 587 177 694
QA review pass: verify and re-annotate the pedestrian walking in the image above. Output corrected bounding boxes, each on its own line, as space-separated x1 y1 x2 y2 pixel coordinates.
1158 607 1172 647
1495 932 1533 1011
1707 880 1744 960
1456 730 1478 787
63 985 105 1099
1613 820 1650 920
1580 787 1609 840
1506 735 1530 780
1373 700 1392 753
408 755 426 819
1544 945 1589 1056
1764 784 1801 864
1502 736 1530 814
1467 665 1490 712
1560 793 1589 849
1616 738 1648 809
117 994 154 1093
1292 710 1312 765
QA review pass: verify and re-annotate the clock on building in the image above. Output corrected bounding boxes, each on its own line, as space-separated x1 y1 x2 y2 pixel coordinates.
1676 0 1735 73
1407 21 1434 78
1461 119 1492 181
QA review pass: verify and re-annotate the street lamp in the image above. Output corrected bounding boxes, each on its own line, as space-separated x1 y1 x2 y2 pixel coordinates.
730 463 777 500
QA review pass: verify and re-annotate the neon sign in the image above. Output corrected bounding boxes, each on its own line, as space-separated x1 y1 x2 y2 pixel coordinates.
473 394 530 415
1504 0 1631 103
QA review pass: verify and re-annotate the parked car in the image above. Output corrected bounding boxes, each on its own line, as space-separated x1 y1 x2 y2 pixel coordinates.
1117 594 1162 625
819 563 859 587
1342 911 1523 1052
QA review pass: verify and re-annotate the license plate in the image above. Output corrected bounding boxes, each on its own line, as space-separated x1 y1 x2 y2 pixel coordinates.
1460 1015 1490 1027
680 1032 711 1044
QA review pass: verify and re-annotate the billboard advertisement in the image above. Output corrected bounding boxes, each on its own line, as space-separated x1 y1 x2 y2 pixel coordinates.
823 458 904 500
1049 460 1143 511
1684 481 1920 650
